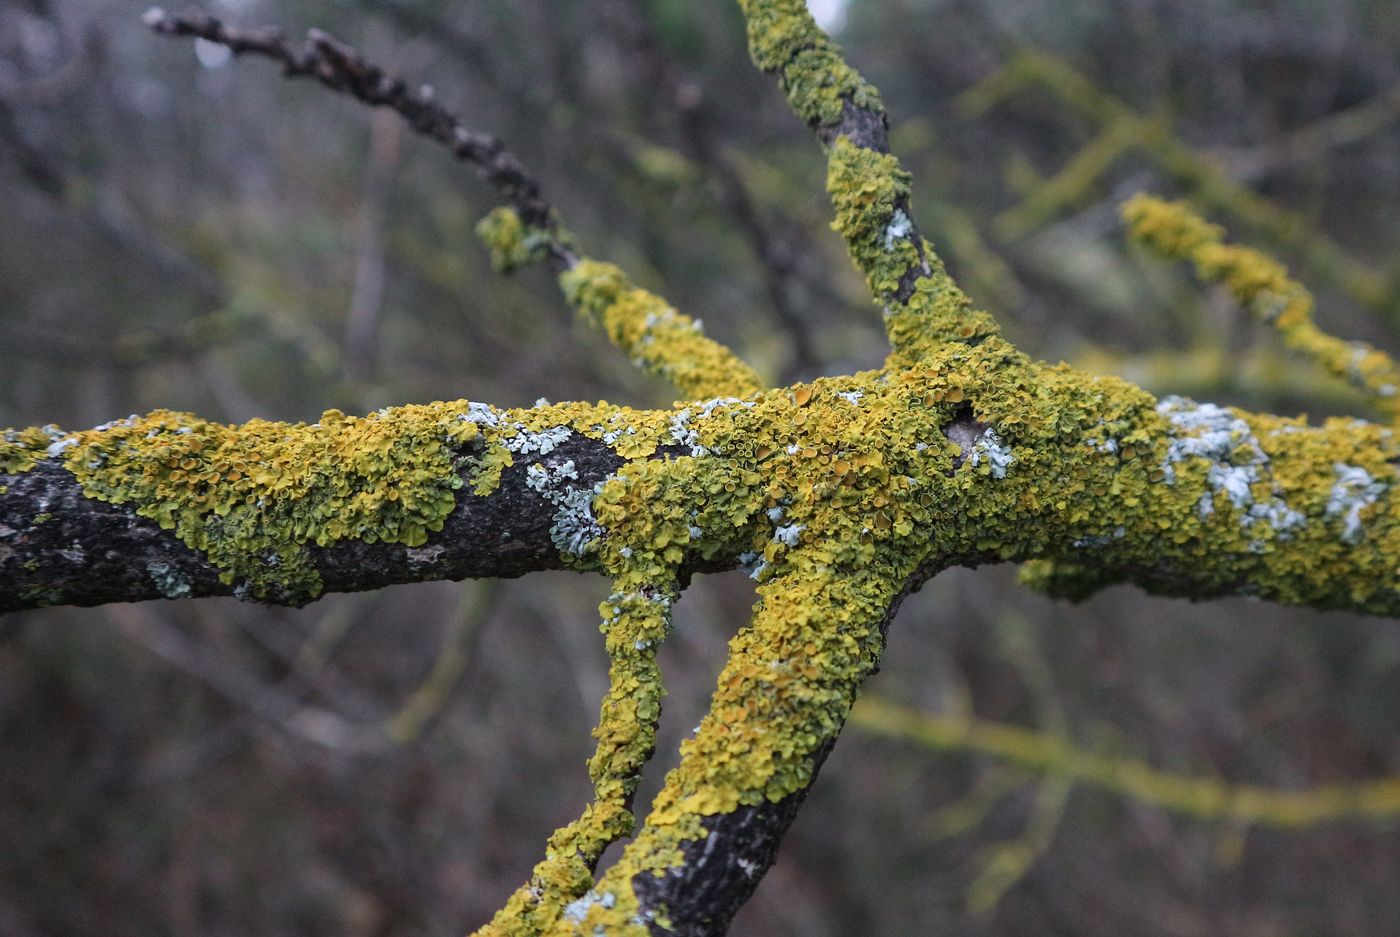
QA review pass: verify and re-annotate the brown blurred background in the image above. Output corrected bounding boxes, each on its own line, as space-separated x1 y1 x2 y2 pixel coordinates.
4 1 1400 934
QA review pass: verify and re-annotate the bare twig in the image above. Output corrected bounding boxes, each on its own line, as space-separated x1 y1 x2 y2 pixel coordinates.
143 5 577 272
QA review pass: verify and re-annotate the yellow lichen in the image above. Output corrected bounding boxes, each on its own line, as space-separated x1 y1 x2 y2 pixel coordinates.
1123 194 1400 423
559 260 765 401
7 4 1400 935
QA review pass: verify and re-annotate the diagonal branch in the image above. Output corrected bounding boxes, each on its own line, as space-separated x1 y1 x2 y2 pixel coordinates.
145 6 765 401
143 5 572 267
736 0 1001 365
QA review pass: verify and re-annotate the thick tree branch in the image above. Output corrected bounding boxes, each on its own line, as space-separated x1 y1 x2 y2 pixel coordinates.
1 421 624 611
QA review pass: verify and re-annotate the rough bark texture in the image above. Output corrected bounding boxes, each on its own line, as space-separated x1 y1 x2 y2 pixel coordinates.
0 434 623 610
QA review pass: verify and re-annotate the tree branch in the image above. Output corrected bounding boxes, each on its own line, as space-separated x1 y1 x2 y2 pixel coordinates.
142 6 574 269
145 6 766 401
1 411 626 611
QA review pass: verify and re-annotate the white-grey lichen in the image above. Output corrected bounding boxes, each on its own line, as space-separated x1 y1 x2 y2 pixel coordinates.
506 424 571 456
523 456 606 556
738 550 768 581
883 209 913 250
562 890 617 924
463 400 500 428
968 427 1014 479
1158 396 1305 542
774 523 805 547
1326 462 1387 544
550 482 607 556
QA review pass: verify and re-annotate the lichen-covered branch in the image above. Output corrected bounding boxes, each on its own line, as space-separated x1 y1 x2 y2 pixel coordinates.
11 337 1400 928
147 6 764 401
1124 195 1400 422
737 0 1000 364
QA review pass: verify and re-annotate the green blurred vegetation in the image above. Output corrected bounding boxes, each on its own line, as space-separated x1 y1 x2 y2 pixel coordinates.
3 1 1400 934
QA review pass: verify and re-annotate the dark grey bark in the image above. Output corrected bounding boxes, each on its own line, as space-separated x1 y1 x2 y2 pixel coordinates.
0 433 623 611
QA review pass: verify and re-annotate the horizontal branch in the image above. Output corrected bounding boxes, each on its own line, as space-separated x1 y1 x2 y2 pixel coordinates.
852 697 1400 828
0 409 626 610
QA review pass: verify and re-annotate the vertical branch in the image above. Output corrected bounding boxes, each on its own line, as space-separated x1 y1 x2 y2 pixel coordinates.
735 0 1002 365
344 105 402 385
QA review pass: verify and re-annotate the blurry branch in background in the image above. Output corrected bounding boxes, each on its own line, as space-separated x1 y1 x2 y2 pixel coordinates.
1213 83 1400 184
603 0 825 381
141 8 574 269
1124 194 1400 424
959 48 1400 317
1070 342 1382 419
107 581 496 753
992 109 1166 241
384 581 495 744
344 103 403 386
0 12 255 383
850 696 1400 828
955 607 1072 916
146 6 765 400
106 602 391 753
0 21 104 108
967 779 1071 917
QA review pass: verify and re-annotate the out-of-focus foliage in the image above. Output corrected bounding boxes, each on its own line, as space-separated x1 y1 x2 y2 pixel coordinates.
3 1 1400 934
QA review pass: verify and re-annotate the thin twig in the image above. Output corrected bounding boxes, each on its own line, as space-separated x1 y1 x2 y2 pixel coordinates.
143 5 577 271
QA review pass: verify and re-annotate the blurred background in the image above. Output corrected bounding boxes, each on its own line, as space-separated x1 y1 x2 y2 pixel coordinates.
4 0 1400 934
